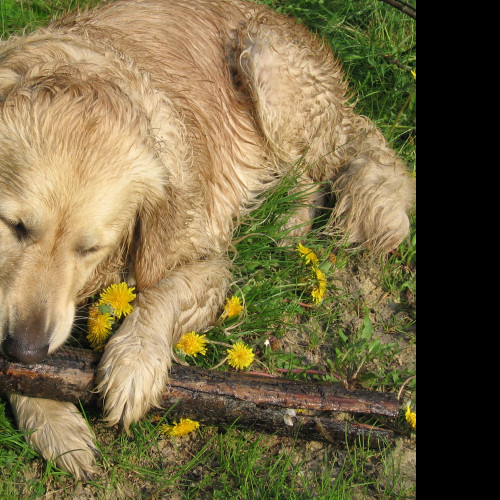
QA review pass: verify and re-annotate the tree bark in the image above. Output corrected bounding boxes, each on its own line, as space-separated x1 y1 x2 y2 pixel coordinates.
0 347 399 446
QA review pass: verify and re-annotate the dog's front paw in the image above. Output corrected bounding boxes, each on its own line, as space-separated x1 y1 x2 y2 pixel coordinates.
95 314 171 431
8 393 99 480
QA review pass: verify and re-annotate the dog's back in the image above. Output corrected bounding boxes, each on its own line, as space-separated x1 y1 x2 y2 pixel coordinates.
49 0 362 240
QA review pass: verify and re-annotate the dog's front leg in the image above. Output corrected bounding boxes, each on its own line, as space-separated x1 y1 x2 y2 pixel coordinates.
95 256 231 430
8 393 99 479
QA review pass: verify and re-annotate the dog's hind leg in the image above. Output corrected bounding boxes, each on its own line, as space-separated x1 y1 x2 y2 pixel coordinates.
8 393 99 479
237 18 343 241
328 115 416 253
236 15 415 252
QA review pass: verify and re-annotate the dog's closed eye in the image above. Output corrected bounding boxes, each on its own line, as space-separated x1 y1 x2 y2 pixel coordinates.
75 245 103 257
1 217 30 241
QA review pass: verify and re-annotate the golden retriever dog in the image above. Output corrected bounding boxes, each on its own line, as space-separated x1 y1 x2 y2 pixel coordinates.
0 0 415 478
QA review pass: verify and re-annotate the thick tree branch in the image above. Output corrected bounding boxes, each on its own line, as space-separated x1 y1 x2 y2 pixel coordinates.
0 347 399 446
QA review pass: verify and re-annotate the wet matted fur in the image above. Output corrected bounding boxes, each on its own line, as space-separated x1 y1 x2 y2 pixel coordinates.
0 0 415 478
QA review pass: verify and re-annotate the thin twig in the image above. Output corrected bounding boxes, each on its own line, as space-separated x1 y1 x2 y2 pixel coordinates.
209 355 229 371
377 0 416 20
383 55 415 74
397 375 416 401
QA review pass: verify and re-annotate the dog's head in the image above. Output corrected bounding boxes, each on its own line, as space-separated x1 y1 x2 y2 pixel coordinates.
0 65 171 363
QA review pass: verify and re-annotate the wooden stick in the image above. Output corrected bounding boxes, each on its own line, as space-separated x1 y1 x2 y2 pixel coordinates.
0 346 100 405
0 347 399 446
166 365 399 416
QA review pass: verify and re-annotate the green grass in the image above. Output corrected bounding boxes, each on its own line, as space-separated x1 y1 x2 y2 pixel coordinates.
0 0 416 497
0 0 100 35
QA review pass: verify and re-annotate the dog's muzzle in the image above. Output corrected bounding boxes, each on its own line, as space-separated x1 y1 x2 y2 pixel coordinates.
2 334 49 364
1 314 51 364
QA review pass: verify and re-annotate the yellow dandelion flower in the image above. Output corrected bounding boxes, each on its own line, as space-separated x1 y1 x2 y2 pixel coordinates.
227 342 255 370
297 243 319 266
311 265 327 304
175 332 208 357
160 418 200 437
98 282 136 319
220 296 243 320
87 305 114 350
406 406 416 431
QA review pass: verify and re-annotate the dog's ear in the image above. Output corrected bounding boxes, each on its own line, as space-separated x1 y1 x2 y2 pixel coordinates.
128 90 196 290
0 68 20 97
133 186 183 291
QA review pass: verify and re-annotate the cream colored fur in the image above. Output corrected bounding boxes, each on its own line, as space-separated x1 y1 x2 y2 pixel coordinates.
0 0 415 478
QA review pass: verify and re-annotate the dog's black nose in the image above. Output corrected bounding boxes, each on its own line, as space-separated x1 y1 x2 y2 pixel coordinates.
2 335 49 364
